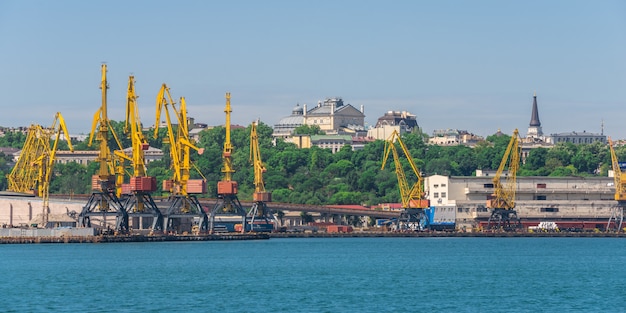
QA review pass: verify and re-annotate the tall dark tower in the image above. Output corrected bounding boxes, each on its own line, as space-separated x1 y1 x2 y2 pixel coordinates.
527 92 543 139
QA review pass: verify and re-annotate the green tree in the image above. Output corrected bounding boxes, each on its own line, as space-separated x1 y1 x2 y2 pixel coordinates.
293 124 324 135
300 211 314 224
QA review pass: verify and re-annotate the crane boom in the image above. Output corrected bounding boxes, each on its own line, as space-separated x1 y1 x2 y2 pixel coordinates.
486 129 522 231
488 129 520 209
381 130 427 209
7 113 73 198
78 64 129 233
381 130 429 231
250 121 271 201
608 137 626 201
125 76 149 177
154 84 204 195
217 92 237 195
210 92 247 234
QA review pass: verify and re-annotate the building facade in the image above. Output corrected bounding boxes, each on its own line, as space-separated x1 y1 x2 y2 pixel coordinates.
273 98 366 139
428 129 483 146
549 131 606 145
367 110 418 140
54 147 163 165
424 174 616 230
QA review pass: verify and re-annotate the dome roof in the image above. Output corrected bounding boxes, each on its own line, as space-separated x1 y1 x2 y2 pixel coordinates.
292 104 303 115
277 115 304 126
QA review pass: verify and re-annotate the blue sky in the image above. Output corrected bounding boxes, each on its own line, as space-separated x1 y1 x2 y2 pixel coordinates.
1 0 625 139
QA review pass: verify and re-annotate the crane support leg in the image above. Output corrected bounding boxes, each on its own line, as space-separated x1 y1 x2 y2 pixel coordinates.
248 202 276 232
395 208 429 231
78 191 129 233
607 204 625 232
210 195 247 234
487 208 522 231
121 193 164 233
160 195 208 234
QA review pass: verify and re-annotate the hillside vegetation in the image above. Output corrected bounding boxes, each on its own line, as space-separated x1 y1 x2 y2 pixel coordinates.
0 122 624 206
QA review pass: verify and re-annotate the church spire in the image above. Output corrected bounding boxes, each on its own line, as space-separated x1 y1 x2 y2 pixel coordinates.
526 92 543 139
529 92 541 127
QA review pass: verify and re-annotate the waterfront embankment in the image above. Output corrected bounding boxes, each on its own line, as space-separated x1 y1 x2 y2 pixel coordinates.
0 233 269 244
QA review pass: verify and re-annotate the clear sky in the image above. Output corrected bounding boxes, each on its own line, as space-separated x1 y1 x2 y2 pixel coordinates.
1 0 625 139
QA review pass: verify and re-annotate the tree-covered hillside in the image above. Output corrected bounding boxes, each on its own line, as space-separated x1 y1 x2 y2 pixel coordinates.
1 123 625 206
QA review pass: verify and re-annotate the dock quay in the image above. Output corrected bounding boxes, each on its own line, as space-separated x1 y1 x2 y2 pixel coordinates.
0 233 269 244
269 231 626 238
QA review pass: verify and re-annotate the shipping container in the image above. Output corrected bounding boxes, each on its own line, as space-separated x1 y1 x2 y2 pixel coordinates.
326 225 353 233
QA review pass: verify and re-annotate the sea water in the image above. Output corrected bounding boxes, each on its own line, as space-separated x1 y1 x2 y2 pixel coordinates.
0 237 625 312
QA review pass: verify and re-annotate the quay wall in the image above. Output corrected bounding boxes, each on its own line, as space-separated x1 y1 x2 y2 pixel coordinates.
0 196 84 227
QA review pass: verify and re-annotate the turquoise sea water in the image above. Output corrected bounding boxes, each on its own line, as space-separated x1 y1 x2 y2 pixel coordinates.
1 237 625 312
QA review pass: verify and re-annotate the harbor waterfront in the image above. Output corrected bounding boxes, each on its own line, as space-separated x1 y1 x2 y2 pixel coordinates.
0 237 624 312
2 230 626 244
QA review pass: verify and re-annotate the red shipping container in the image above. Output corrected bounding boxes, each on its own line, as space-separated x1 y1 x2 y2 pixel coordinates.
327 225 353 233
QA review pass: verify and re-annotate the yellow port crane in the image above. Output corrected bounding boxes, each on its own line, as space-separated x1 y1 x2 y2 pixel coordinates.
486 128 522 231
7 112 74 227
78 64 129 232
607 137 625 231
209 92 247 233
247 121 275 231
381 130 430 230
114 75 164 232
154 84 208 233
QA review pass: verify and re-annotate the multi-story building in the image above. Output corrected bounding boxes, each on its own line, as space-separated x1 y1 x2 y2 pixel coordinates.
310 135 352 153
367 110 418 140
54 147 163 165
272 104 306 139
428 129 483 146
273 98 366 139
549 131 606 145
303 98 365 134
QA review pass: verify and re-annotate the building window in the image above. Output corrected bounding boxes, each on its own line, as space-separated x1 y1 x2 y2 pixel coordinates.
434 192 439 198
536 183 547 188
441 192 447 198
536 195 547 200
441 184 446 187
484 183 494 188
540 207 558 213
434 184 439 188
